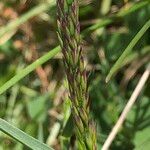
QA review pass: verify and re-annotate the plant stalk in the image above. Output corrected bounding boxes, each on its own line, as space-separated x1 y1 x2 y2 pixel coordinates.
57 0 97 149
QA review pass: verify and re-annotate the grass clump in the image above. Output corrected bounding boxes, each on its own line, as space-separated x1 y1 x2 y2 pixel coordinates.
0 0 149 150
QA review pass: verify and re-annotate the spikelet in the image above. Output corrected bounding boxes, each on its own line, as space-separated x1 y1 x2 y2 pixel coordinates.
57 0 97 149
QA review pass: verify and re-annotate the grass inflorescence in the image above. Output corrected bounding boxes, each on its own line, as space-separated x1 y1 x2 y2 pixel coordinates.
0 1 149 150
57 0 97 149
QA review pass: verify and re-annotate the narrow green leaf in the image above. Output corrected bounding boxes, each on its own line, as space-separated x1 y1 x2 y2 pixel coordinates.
0 2 51 39
83 0 149 34
117 0 149 17
0 118 53 150
0 0 147 40
0 0 148 94
0 47 60 95
106 19 150 82
121 46 150 68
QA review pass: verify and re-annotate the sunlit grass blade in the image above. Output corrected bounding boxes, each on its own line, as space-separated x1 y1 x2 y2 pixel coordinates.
0 118 53 150
83 0 149 34
121 46 150 68
0 47 60 95
0 2 52 39
106 19 150 82
117 0 149 17
0 0 147 40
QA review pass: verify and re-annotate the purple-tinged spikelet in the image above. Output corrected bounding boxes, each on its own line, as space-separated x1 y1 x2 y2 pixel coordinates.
57 0 97 149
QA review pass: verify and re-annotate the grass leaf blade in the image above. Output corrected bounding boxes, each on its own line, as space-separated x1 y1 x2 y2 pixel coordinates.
0 2 51 39
0 118 53 150
106 19 150 82
0 47 60 95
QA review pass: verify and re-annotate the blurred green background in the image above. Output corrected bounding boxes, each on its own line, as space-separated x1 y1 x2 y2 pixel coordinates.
0 0 150 149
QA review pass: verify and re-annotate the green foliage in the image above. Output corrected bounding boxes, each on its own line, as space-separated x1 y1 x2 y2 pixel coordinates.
0 0 149 149
0 119 53 150
27 94 50 123
106 19 150 82
0 2 52 39
134 127 150 150
0 47 60 94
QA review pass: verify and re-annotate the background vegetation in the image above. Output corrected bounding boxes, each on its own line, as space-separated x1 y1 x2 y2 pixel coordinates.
0 0 150 149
